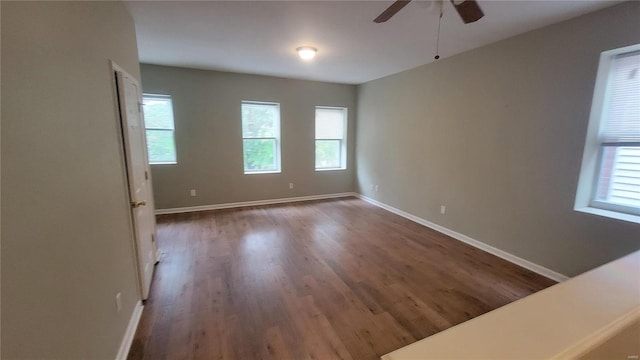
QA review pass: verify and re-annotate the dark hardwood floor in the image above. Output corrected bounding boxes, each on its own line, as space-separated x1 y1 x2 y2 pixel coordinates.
128 197 556 360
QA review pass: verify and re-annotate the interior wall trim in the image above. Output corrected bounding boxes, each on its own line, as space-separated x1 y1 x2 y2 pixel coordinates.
115 300 144 360
355 194 570 283
154 193 356 215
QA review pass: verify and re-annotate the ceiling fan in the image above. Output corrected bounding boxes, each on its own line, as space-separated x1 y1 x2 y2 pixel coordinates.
373 0 484 24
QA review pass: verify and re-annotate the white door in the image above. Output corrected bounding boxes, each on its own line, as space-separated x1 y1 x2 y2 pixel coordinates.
114 66 156 300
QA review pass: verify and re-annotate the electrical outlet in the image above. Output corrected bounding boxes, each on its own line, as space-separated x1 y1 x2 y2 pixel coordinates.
289 183 294 189
440 205 446 214
374 185 379 192
190 189 196 197
115 292 122 313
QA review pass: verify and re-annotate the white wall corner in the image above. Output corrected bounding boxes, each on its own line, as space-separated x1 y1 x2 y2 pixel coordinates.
354 193 570 283
115 301 144 360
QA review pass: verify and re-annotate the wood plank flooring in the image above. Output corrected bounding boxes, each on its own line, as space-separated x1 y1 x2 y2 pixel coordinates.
128 197 556 360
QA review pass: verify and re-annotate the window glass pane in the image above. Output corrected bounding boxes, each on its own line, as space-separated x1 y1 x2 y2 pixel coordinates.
242 102 278 138
596 146 640 207
146 129 176 164
243 139 276 172
316 108 345 139
143 96 174 130
315 140 341 169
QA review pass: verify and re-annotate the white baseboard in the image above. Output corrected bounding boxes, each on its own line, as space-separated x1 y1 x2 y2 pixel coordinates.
355 193 569 283
154 191 568 282
115 301 144 360
155 192 356 215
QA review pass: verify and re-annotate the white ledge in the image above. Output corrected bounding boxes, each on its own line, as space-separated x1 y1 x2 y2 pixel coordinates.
575 206 640 224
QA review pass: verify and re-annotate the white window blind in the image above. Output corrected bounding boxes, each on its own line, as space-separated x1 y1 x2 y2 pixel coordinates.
593 48 640 214
315 107 347 170
599 51 640 145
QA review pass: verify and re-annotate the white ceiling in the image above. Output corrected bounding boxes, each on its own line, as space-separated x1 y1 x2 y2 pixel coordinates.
126 0 621 84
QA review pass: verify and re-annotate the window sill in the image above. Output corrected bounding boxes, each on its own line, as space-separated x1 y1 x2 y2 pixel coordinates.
150 162 177 165
315 167 347 172
575 206 640 224
244 170 281 175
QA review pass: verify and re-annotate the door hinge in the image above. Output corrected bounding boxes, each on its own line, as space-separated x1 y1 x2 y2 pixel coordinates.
145 170 148 180
138 101 144 113
151 234 155 243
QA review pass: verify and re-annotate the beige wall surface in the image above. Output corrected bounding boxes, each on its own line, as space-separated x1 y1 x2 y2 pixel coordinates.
356 2 640 277
1 2 142 358
140 64 357 209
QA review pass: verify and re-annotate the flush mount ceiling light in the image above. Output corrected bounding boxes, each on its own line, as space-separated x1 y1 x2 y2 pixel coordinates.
296 46 317 61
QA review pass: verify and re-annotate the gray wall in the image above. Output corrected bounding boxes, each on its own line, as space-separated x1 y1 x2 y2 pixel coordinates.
140 64 357 209
356 1 640 277
2 2 142 358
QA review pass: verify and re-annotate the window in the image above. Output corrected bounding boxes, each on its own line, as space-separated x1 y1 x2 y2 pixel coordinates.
315 107 347 170
575 44 640 222
242 101 281 173
143 94 177 164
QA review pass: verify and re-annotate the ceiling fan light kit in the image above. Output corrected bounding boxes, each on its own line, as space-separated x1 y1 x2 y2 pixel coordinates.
296 46 317 61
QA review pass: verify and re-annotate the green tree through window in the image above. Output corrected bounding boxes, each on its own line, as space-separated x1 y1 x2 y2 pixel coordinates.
143 94 177 164
242 102 280 173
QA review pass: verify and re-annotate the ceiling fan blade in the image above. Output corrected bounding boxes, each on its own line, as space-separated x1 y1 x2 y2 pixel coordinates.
450 0 484 24
373 0 413 23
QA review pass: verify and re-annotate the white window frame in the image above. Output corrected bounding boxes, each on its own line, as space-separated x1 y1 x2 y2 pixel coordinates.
315 106 348 171
575 44 640 224
142 93 177 165
241 101 282 174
